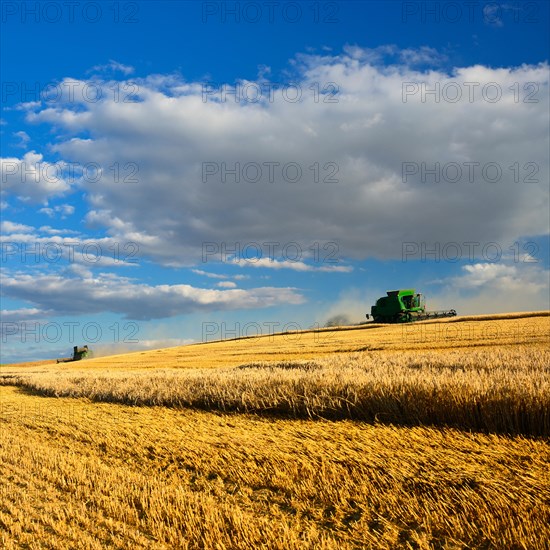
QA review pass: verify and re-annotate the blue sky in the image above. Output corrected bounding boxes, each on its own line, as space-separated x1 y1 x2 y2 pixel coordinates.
1 1 549 362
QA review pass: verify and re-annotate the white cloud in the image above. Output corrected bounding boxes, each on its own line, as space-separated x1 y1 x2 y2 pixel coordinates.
236 258 353 273
1 272 305 320
38 204 75 218
192 269 250 280
66 263 93 279
430 262 550 315
15 101 41 111
0 221 34 233
8 49 550 266
37 226 80 235
0 151 72 204
90 60 135 75
0 307 49 323
192 269 228 279
0 226 140 268
14 131 30 148
216 281 237 288
399 46 447 66
451 262 548 293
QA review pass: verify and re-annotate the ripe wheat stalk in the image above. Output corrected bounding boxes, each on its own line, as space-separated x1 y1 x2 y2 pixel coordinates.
3 347 548 436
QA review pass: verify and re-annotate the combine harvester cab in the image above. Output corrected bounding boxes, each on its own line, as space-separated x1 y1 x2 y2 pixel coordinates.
367 289 456 323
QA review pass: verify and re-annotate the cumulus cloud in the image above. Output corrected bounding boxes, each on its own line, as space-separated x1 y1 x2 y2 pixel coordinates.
38 204 75 218
1 151 72 204
430 262 550 314
450 262 548 294
0 221 34 233
10 48 549 267
1 272 305 320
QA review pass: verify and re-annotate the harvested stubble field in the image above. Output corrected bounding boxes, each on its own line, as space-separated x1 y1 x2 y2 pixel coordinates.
1 312 549 549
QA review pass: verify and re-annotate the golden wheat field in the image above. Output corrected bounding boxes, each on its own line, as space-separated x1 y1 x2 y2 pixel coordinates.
1 312 549 549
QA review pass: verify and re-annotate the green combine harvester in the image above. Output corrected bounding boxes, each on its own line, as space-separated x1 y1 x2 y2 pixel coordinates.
56 345 92 363
366 289 456 323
